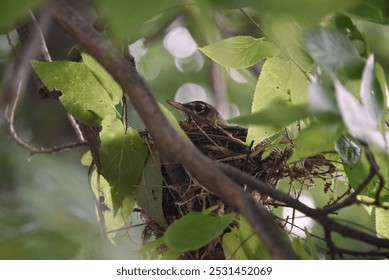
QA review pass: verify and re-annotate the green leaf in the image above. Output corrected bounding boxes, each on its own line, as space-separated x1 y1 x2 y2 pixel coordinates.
305 29 364 75
100 115 148 213
289 124 340 161
165 212 234 252
222 217 270 260
344 154 371 192
81 52 122 104
32 61 117 126
199 36 279 69
96 0 180 42
90 170 135 240
346 0 389 23
246 57 309 145
335 135 362 167
230 102 310 127
375 207 389 239
134 154 168 229
0 0 42 32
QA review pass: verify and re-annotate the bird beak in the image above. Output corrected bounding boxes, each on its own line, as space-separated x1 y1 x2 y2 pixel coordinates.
166 100 190 114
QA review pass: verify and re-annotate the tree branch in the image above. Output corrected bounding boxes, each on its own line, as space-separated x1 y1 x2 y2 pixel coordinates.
48 0 298 259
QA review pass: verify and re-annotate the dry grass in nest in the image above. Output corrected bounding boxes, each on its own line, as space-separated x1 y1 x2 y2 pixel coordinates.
139 121 337 259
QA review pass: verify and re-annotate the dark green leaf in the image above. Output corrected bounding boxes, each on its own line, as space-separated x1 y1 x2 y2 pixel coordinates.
345 0 389 23
165 212 234 252
32 61 117 126
199 36 279 69
100 116 148 213
0 0 42 33
335 135 362 167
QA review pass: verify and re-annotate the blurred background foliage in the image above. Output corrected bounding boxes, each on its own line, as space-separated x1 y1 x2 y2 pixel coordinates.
0 0 389 259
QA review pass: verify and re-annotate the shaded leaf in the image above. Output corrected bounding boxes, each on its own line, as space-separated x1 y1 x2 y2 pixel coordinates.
134 154 168 229
247 57 308 145
199 36 279 69
305 29 364 75
160 103 189 140
81 52 122 104
346 0 389 23
308 82 338 114
335 135 362 167
165 212 234 252
100 115 148 213
32 61 117 126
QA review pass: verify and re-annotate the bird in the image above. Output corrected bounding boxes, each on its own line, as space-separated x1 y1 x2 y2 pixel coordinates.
166 100 226 127
166 100 251 157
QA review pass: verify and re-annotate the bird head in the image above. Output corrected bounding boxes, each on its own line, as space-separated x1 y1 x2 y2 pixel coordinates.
166 100 225 126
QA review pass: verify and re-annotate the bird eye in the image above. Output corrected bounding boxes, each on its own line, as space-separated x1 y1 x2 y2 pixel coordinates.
194 103 205 113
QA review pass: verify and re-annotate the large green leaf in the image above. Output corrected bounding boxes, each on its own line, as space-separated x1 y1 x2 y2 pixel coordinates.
100 115 148 213
247 57 308 146
0 0 42 32
32 61 117 126
81 52 122 104
165 212 234 252
199 36 279 69
222 217 270 260
134 154 168 229
305 29 364 76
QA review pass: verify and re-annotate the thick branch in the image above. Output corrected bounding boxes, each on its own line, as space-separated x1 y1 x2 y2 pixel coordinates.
49 0 298 259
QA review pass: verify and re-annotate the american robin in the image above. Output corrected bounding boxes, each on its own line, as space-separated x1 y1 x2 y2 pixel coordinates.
166 100 226 127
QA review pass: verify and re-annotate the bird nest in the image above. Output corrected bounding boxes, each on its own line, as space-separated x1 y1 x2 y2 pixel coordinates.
139 120 337 259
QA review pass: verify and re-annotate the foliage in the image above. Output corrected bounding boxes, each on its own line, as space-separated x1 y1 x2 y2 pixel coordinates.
1 0 389 259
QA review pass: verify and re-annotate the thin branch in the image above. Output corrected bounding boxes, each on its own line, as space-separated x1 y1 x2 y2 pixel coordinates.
49 0 298 260
216 162 389 249
2 10 87 155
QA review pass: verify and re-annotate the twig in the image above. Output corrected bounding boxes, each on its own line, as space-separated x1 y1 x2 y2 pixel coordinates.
49 0 298 259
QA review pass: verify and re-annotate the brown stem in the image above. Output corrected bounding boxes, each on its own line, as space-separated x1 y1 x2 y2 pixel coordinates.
49 0 298 259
